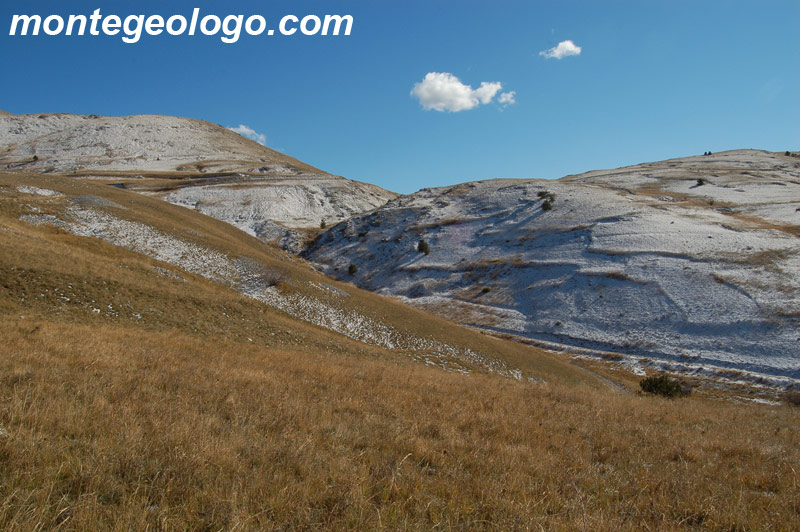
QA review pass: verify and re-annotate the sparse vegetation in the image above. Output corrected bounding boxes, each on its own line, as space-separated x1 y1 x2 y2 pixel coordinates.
782 390 800 406
785 151 791 157
696 178 706 186
2 171 799 531
538 190 556 211
0 320 797 530
320 219 327 229
31 155 38 161
640 374 689 398
418 239 430 255
348 263 358 275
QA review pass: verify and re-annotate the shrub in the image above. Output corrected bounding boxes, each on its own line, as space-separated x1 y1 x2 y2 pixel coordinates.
32 155 38 161
696 178 705 186
542 200 553 211
782 391 800 407
786 151 792 157
537 191 548 199
640 375 688 398
320 219 327 229
418 239 430 255
347 263 357 275
481 287 491 294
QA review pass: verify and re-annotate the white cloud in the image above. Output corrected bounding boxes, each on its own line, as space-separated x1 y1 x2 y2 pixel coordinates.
539 40 582 60
410 72 514 112
498 91 516 106
228 124 267 145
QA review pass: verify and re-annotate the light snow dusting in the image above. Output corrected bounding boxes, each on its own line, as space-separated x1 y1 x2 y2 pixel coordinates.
306 150 800 381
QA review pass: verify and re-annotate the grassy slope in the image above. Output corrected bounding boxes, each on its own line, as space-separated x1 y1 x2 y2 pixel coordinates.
1 173 799 530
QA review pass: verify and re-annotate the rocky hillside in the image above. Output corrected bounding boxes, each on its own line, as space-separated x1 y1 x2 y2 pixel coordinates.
305 150 800 382
0 112 396 249
0 112 317 174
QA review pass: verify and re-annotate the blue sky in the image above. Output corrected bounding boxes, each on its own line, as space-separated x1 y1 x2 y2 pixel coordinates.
1 0 798 193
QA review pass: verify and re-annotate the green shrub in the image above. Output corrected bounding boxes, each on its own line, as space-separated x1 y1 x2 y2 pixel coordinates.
696 178 705 186
786 151 792 157
320 219 327 229
640 375 688 398
347 264 357 275
32 155 38 161
418 239 430 255
542 200 553 211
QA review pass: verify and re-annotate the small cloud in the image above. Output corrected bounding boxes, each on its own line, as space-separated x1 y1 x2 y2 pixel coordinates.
410 72 513 112
228 124 267 145
498 91 516 106
539 40 582 60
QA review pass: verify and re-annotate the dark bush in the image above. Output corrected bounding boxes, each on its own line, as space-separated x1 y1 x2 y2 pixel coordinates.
418 239 430 255
347 264 357 275
320 219 326 229
696 178 705 186
786 151 792 157
32 155 38 161
542 200 553 211
640 375 688 398
782 391 800 407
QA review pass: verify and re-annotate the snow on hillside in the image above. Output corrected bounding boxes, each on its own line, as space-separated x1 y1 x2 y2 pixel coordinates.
0 111 398 249
305 150 800 381
163 176 396 250
0 112 319 174
13 185 507 377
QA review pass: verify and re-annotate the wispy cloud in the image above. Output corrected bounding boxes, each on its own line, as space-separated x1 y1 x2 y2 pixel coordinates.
498 91 516 106
411 72 515 112
228 124 267 145
539 40 582 60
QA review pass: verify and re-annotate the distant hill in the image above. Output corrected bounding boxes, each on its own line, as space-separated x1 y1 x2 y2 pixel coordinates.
0 111 397 249
0 112 318 174
305 150 800 382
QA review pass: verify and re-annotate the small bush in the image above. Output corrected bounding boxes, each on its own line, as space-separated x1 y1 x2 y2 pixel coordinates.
32 155 38 161
640 375 688 398
782 391 800 407
785 151 792 157
418 239 430 255
542 200 553 211
320 219 326 229
347 264 357 275
481 287 491 294
696 178 705 186
537 191 548 199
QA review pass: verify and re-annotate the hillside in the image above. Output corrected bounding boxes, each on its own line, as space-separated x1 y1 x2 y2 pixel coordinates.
3 171 799 530
0 112 318 174
305 150 800 383
0 112 397 250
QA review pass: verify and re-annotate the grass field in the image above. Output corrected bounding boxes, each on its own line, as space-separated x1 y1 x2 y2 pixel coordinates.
1 173 799 530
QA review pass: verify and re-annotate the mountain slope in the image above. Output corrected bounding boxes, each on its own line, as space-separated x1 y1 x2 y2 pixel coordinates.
0 112 317 174
2 171 799 531
1 171 581 383
305 150 800 381
0 111 397 249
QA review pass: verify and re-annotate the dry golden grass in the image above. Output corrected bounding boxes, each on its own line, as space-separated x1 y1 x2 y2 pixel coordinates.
2 173 799 530
1 320 799 531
